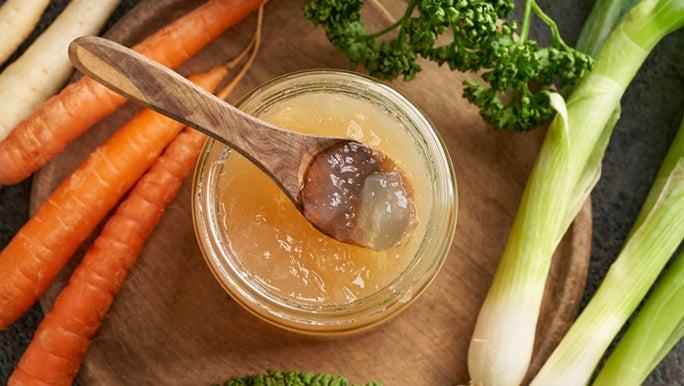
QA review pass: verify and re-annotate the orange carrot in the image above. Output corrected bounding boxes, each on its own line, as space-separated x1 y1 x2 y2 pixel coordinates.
7 8 264 382
0 66 228 329
0 0 262 185
8 129 207 386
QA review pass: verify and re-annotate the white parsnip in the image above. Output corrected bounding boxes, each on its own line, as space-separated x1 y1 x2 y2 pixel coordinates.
0 0 51 66
0 0 121 142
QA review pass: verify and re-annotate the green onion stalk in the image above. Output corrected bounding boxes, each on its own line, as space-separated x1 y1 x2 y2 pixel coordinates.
531 116 684 385
575 0 641 57
593 250 684 386
467 1 684 385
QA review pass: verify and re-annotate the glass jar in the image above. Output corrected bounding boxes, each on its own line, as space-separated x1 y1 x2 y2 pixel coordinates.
192 70 457 335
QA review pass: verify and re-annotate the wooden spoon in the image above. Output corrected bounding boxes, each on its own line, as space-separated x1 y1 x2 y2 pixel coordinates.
68 36 415 250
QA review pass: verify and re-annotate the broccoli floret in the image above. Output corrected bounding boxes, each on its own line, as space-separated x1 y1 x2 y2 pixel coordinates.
217 370 382 386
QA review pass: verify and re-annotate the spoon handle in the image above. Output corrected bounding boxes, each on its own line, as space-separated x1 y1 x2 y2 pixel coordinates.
68 36 338 200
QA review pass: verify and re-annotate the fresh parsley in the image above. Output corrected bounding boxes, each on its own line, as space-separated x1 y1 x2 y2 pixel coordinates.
304 0 592 131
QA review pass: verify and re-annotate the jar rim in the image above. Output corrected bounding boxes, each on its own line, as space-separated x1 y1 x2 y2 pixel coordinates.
192 69 458 334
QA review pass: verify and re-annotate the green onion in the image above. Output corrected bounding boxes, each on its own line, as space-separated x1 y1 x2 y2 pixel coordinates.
467 1 684 385
575 0 640 57
531 116 684 385
593 250 684 386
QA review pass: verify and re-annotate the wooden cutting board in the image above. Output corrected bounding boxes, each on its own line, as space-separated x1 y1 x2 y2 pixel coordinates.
30 1 592 385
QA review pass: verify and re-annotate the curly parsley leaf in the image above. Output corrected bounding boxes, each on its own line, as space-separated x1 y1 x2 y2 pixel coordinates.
304 0 592 131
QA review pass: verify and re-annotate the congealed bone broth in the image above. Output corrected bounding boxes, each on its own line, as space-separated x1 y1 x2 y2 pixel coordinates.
218 92 432 305
301 139 416 250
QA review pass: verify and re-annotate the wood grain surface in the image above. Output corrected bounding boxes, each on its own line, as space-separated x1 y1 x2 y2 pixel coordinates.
30 1 592 385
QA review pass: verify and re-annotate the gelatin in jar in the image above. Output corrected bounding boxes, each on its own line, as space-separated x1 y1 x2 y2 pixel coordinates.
218 92 431 305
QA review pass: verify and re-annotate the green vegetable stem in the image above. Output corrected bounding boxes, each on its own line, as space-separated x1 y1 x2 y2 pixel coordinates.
467 0 684 385
575 0 640 57
304 0 592 131
593 251 684 386
530 115 684 386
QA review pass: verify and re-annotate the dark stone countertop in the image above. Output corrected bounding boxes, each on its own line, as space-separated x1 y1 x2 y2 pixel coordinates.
0 0 682 385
